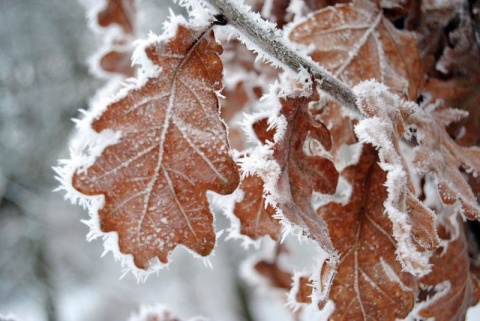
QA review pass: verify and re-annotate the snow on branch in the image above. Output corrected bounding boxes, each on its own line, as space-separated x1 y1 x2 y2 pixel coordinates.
200 0 360 114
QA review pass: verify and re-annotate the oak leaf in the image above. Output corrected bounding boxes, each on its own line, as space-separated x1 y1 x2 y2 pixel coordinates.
318 146 415 320
253 245 293 290
99 44 135 78
241 83 339 303
415 217 480 321
288 0 423 100
292 146 415 320
233 174 281 240
97 0 135 34
94 0 136 77
72 24 239 269
354 81 439 275
272 85 339 257
410 101 480 219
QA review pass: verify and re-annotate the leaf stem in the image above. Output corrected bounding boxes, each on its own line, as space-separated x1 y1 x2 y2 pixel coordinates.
202 0 359 113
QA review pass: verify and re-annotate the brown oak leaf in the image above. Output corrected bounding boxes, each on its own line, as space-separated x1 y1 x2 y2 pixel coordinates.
288 0 423 100
354 81 439 275
233 174 281 240
292 145 416 320
253 245 292 290
72 25 239 269
99 44 135 78
310 98 358 158
272 85 339 261
94 0 136 77
252 116 276 145
416 217 480 321
410 101 480 219
97 0 135 34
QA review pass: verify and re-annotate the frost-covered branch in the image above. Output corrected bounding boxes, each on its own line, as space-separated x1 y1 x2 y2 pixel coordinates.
202 0 359 112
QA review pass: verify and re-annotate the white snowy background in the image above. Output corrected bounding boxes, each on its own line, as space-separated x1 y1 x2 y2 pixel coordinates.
0 0 480 321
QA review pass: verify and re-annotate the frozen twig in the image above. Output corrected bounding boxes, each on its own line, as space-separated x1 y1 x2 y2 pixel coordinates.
203 0 359 113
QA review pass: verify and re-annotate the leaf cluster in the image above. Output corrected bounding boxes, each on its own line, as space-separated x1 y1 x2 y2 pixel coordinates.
56 0 480 319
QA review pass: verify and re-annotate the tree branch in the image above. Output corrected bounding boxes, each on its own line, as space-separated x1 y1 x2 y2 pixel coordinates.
204 0 359 113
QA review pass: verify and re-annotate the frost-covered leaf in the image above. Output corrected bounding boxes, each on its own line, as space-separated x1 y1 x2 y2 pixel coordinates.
420 5 480 148
310 98 357 159
410 101 480 219
353 80 439 275
252 116 276 144
272 85 339 257
72 24 239 269
99 44 135 77
288 0 422 99
293 146 415 319
97 0 135 34
253 245 293 290
291 274 314 305
240 82 340 302
415 217 480 321
233 174 281 240
433 5 479 78
92 0 136 77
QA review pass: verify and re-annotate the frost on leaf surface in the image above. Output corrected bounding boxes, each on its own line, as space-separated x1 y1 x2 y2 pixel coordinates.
97 0 135 34
315 145 415 320
72 24 240 270
233 174 281 241
353 81 439 276
288 0 422 99
271 84 339 259
93 0 136 77
415 216 480 321
410 101 480 219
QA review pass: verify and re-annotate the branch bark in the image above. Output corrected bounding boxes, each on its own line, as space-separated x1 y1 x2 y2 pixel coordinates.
204 0 359 113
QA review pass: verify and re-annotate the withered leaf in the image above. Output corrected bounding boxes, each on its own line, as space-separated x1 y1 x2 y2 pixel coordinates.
310 97 357 158
314 145 415 320
416 217 480 321
233 174 280 240
354 81 439 275
73 25 239 269
273 86 339 257
411 102 480 219
433 5 480 78
94 0 136 77
99 46 135 77
97 0 135 34
252 116 276 145
253 245 293 290
292 275 314 305
288 0 422 100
